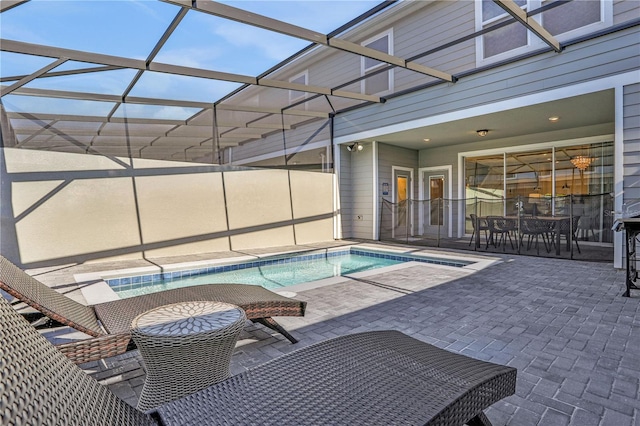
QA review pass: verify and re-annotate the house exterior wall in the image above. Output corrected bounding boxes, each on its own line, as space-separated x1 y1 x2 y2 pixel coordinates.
333 26 638 244
378 143 419 204
227 0 478 166
226 5 638 184
334 26 639 138
230 118 331 164
338 145 353 239
339 143 375 239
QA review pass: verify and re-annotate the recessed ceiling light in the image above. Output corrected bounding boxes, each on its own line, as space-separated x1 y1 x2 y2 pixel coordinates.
476 129 489 137
548 116 560 122
423 138 430 142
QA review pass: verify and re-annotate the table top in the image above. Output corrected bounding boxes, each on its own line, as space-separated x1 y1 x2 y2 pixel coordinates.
132 301 244 337
500 215 570 221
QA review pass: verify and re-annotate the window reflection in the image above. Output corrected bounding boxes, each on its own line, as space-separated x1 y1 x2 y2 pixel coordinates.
464 141 614 242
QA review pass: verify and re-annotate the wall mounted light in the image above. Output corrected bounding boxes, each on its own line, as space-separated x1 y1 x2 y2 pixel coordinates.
347 142 364 152
476 129 489 137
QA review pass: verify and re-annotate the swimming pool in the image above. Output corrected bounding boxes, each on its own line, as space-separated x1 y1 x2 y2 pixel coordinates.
107 248 472 298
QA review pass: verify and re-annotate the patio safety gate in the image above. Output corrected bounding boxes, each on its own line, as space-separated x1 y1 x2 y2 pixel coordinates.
379 193 614 261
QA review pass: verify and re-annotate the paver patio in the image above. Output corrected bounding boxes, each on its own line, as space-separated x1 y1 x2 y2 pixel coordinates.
31 243 639 425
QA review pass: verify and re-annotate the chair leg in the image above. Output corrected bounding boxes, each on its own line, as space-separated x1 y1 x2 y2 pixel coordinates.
542 233 551 253
573 234 581 254
466 411 493 426
252 317 299 344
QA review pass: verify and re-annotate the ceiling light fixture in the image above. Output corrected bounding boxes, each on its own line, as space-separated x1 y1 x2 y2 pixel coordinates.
423 138 430 142
548 116 560 122
570 155 593 171
476 129 489 137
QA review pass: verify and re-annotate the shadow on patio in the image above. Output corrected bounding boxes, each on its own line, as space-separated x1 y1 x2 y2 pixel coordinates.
43 247 638 426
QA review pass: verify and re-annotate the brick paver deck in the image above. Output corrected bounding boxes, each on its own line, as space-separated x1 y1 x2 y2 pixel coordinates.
35 243 639 425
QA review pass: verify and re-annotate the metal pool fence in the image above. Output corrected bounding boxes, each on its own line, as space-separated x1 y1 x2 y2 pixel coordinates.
379 193 614 261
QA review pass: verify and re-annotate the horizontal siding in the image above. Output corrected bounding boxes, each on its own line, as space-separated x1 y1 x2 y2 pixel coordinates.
615 0 640 23
623 83 640 200
230 1 476 113
392 0 475 90
226 0 640 151
348 146 374 239
333 26 640 136
378 143 419 202
231 118 331 161
339 148 352 238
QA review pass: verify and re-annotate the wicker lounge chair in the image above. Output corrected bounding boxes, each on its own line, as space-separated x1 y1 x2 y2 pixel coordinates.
0 295 517 426
0 255 306 364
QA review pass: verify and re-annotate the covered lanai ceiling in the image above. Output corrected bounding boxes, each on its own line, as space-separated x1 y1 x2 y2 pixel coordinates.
0 0 612 163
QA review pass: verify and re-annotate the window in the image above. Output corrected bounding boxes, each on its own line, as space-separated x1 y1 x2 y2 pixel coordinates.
480 0 528 60
361 30 393 95
476 0 611 64
464 141 614 242
289 71 308 104
540 0 604 37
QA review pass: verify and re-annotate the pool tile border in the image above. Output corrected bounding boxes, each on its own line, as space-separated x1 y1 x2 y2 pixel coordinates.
105 248 472 292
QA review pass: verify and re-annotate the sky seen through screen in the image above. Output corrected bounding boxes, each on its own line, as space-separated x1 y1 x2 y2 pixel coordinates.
0 0 384 115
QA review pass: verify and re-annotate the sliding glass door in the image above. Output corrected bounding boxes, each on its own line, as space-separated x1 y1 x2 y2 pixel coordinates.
464 141 614 242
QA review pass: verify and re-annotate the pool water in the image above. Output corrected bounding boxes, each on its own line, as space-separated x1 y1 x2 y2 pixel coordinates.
107 249 471 299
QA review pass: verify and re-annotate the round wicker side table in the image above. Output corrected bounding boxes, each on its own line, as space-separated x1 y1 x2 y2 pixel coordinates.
131 301 246 412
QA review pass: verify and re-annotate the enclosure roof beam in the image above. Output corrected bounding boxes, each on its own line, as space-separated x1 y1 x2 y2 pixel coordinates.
6 112 185 126
1 65 124 83
8 86 329 118
1 38 379 104
6 111 293 130
162 0 453 82
1 58 68 97
0 0 29 13
493 0 561 52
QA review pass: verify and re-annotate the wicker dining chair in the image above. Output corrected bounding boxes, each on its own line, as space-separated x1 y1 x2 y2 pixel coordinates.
555 215 582 254
486 216 516 250
518 218 551 255
0 255 306 364
0 295 517 426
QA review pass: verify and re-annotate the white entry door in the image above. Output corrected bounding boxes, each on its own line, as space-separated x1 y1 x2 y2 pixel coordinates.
419 167 451 237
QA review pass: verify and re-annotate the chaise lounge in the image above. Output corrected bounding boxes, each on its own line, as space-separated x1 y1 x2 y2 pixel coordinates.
0 295 517 426
0 255 306 364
